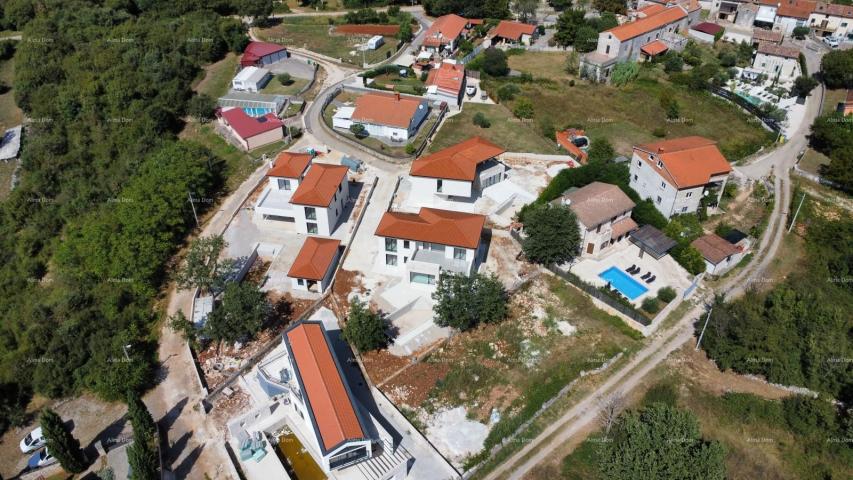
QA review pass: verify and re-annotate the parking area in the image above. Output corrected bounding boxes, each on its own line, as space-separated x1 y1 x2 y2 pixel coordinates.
265 57 316 80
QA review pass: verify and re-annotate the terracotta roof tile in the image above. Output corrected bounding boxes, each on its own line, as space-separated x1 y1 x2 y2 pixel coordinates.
634 136 732 189
285 322 365 451
423 14 468 47
757 42 800 59
352 92 426 129
410 137 505 181
814 2 853 18
691 233 740 264
288 237 341 280
290 163 349 206
220 108 283 139
777 0 817 18
612 217 639 238
641 39 669 56
555 129 589 163
268 151 313 178
606 6 687 41
375 207 485 249
426 61 465 95
557 182 636 228
492 20 536 41
752 28 784 43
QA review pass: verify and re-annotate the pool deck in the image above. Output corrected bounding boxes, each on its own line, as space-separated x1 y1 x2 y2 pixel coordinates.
568 241 693 306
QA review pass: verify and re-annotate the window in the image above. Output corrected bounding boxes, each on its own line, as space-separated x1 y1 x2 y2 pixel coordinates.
436 179 443 193
605 45 610 54
656 160 663 168
660 181 666 189
656 196 662 204
277 178 291 190
386 254 397 266
304 207 316 220
403 240 410 249
686 191 693 198
307 223 318 234
453 248 466 260
637 160 642 167
297 279 305 286
633 174 638 181
385 238 397 252
596 224 601 233
338 183 342 192
681 206 688 213
600 241 608 250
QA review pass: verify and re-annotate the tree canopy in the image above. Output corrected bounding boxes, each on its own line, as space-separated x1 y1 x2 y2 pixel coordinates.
342 298 387 353
205 282 272 343
820 49 853 89
432 273 508 331
521 203 581 265
810 112 853 192
41 408 87 473
423 0 510 19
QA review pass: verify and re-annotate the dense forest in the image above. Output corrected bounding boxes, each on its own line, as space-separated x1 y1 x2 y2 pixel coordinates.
0 0 271 432
422 0 510 19
700 200 853 404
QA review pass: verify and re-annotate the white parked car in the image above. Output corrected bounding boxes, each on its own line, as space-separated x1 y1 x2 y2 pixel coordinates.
822 36 840 48
19 427 46 453
466 85 477 97
27 448 57 469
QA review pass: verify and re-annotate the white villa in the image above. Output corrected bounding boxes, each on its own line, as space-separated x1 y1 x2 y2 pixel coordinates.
254 151 350 236
753 42 802 83
629 136 732 218
375 207 486 287
408 136 506 200
552 182 638 257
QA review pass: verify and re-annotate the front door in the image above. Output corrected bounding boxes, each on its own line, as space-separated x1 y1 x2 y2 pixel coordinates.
586 243 594 254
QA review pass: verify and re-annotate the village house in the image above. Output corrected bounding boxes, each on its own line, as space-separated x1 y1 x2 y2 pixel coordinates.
809 1 853 39
774 0 817 35
408 136 506 200
425 60 466 108
580 4 691 82
254 152 350 236
375 207 486 287
232 66 272 93
287 237 342 293
218 107 284 151
629 136 732 218
691 232 748 275
752 27 784 47
240 41 289 67
689 22 724 43
753 42 802 82
552 182 638 257
333 92 430 142
490 20 537 46
421 14 471 54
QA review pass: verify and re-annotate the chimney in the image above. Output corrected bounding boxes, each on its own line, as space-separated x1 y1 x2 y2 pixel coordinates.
395 92 401 101
658 147 665 153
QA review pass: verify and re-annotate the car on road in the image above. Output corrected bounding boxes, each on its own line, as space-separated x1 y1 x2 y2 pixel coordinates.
27 448 57 470
19 427 46 453
466 85 477 97
822 36 840 48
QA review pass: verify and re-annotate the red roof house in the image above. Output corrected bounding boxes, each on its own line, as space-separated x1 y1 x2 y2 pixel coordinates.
376 207 486 249
410 137 505 181
219 108 284 151
492 20 537 45
422 14 469 50
241 41 288 67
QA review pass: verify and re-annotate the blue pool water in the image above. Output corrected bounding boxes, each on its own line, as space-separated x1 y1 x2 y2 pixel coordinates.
599 266 648 300
243 107 274 117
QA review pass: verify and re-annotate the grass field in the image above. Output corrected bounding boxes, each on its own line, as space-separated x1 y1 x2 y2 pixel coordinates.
193 52 238 97
256 17 398 66
370 71 424 95
483 52 775 160
798 148 831 176
822 88 848 114
430 103 561 154
0 58 23 132
0 161 16 200
507 51 572 82
261 75 309 95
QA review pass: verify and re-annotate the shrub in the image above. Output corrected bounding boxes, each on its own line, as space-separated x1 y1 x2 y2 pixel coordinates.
350 123 368 138
641 297 661 313
513 98 535 119
497 83 520 101
664 53 684 73
652 126 666 137
342 298 388 352
610 62 639 86
792 26 810 39
41 409 87 473
521 203 581 264
187 94 216 123
277 72 293 85
482 48 509 76
657 287 677 303
472 111 491 128
432 273 508 331
405 142 417 154
419 70 428 82
0 41 15 61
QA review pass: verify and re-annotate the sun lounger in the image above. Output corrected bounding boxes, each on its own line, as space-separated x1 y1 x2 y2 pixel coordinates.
627 264 637 273
645 275 656 284
640 272 651 280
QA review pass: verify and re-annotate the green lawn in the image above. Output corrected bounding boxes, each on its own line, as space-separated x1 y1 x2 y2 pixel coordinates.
507 51 572 82
256 17 398 66
0 58 23 131
482 52 775 160
0 161 15 200
798 148 831 176
369 71 424 95
430 103 561 154
261 76 310 96
193 52 238 97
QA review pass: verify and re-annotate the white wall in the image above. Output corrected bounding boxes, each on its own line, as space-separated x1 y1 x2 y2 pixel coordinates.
293 177 350 236
378 235 478 284
688 29 716 43
776 16 806 36
290 248 340 292
753 52 801 82
410 175 473 198
808 13 853 38
629 152 705 218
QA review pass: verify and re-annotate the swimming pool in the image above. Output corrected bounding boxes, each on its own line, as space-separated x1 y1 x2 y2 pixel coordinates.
243 107 274 117
599 266 648 300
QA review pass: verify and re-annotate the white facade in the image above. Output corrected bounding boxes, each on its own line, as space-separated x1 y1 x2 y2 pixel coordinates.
232 66 271 92
752 51 801 82
254 167 350 236
629 153 729 218
776 15 807 36
688 28 716 43
378 236 481 287
290 249 340 293
808 12 853 38
409 160 505 200
292 180 350 237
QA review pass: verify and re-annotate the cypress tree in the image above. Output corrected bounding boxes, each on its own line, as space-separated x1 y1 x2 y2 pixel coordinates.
126 391 159 480
40 408 87 473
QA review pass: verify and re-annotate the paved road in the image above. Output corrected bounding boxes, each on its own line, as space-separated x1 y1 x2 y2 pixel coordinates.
482 40 827 480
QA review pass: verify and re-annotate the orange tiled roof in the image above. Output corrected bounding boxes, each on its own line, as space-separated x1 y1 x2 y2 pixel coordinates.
606 6 687 41
752 28 784 43
692 233 740 264
555 129 589 163
290 163 348 206
410 137 505 181
492 20 536 41
268 151 313 178
423 14 469 47
641 39 669 56
757 42 800 59
777 0 817 19
285 322 366 451
288 237 341 280
352 92 425 129
375 207 485 249
426 61 465 95
636 3 667 16
633 136 732 189
814 2 853 19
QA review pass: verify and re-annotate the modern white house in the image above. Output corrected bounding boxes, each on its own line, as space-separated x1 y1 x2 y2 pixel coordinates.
232 66 272 92
287 237 342 293
629 136 732 218
375 207 486 287
580 4 691 82
552 182 638 257
408 136 506 200
809 2 853 39
279 321 374 472
334 92 430 142
425 60 466 108
691 233 747 275
753 42 802 82
254 152 350 236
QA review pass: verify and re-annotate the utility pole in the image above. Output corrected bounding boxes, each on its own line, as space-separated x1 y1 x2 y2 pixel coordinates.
695 306 713 350
122 344 132 362
188 191 199 228
787 192 806 233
